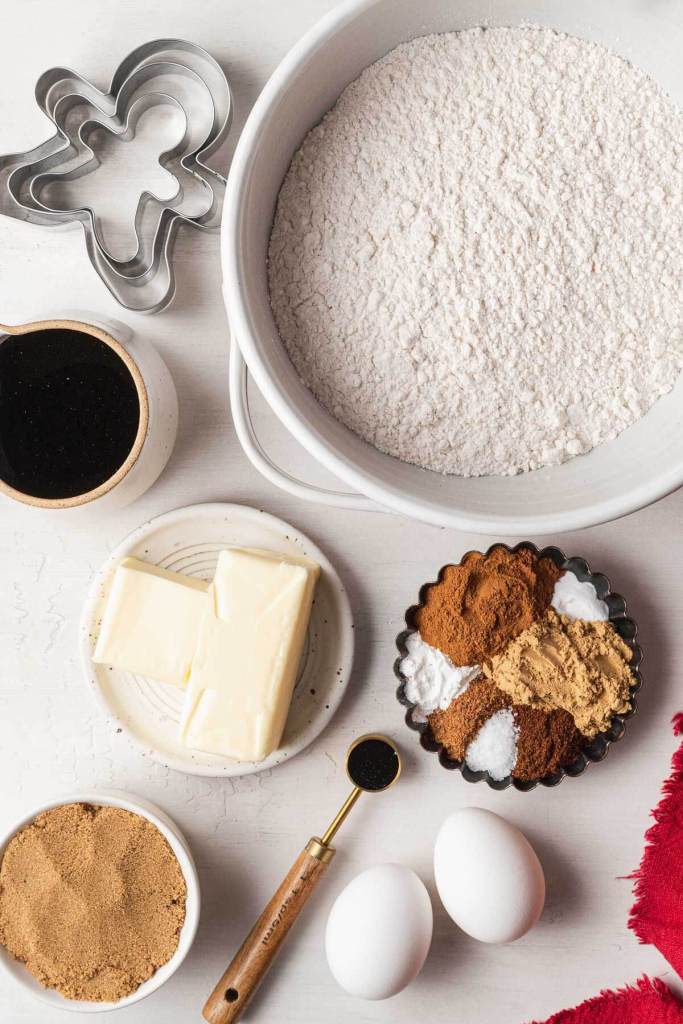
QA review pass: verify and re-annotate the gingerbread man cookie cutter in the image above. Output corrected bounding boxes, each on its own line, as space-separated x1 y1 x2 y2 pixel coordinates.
0 39 232 313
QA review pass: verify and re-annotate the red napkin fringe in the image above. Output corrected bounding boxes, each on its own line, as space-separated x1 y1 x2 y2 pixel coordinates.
528 976 683 1023
627 714 683 978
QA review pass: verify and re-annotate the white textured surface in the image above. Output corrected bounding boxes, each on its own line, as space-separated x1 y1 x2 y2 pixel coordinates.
0 2 682 1022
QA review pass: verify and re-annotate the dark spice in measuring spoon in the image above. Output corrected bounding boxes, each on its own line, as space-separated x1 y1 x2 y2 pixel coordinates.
347 737 400 791
0 328 140 500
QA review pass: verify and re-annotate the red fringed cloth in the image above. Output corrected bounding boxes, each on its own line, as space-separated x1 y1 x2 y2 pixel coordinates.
528 977 683 1023
628 713 683 978
527 719 683 1023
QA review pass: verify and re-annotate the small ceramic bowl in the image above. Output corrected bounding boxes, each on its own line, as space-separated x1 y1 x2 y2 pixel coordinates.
395 542 643 792
0 313 178 514
0 790 200 1012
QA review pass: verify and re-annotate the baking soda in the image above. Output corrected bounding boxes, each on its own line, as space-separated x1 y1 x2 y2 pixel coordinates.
400 632 480 721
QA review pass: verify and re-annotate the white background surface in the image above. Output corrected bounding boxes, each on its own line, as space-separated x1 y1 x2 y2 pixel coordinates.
0 2 682 1022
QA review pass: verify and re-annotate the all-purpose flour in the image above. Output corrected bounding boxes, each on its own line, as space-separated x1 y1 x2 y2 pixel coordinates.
268 26 683 477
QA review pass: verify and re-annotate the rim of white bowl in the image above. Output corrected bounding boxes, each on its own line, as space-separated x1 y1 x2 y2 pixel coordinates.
221 0 683 535
0 790 200 1012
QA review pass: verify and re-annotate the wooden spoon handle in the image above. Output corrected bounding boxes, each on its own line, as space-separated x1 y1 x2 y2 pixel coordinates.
202 838 334 1024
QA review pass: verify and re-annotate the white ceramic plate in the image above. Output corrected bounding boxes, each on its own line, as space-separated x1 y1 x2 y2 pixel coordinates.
80 503 354 777
0 790 200 1012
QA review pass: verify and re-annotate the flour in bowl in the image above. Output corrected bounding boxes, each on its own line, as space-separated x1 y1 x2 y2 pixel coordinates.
268 26 683 477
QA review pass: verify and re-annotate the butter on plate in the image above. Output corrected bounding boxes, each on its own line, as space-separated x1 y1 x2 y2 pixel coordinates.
93 557 208 687
180 547 320 762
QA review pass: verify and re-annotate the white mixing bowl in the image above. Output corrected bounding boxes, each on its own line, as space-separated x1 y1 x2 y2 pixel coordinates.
222 0 683 535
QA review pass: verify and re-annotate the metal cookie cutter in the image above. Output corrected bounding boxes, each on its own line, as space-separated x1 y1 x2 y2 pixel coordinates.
0 39 232 313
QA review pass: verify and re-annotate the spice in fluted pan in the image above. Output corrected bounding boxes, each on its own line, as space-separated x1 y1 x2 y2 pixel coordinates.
464 708 519 780
428 677 582 781
0 803 186 1002
551 571 609 621
416 547 560 665
400 550 634 782
512 705 582 782
429 677 511 759
484 608 633 738
400 630 480 720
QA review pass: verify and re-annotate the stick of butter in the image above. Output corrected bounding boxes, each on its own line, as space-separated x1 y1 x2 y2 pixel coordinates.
180 547 319 761
93 557 208 687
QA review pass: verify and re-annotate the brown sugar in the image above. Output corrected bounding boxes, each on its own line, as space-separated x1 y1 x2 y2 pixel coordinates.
0 803 186 1002
416 546 560 665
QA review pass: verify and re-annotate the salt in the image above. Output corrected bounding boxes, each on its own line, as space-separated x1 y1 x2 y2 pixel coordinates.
465 708 519 781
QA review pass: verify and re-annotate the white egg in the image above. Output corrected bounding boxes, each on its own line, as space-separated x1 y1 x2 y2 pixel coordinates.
434 807 545 943
325 863 433 1000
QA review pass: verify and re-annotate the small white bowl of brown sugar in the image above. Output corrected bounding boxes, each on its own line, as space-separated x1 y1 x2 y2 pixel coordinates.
0 791 200 1011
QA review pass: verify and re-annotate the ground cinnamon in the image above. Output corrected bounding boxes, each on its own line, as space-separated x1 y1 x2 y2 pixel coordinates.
416 546 560 665
0 803 186 1002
